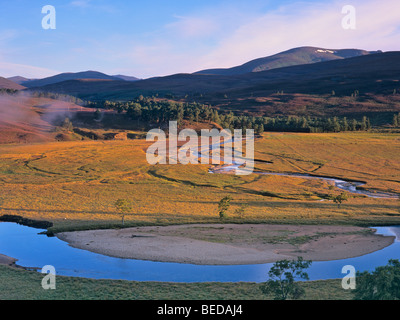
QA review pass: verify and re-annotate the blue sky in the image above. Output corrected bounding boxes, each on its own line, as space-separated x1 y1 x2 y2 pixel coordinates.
0 0 399 79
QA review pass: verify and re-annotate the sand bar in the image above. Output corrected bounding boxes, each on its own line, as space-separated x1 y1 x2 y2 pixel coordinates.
57 224 395 265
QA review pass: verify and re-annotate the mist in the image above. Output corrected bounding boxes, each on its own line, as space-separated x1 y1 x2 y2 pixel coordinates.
0 90 82 143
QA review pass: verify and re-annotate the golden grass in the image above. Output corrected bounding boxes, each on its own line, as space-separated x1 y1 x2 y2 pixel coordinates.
254 132 400 193
0 132 399 231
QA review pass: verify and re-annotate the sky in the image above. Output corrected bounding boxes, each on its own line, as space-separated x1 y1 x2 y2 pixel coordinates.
0 0 399 79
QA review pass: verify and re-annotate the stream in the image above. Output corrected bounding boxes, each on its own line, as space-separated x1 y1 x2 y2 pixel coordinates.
0 222 399 282
0 136 398 282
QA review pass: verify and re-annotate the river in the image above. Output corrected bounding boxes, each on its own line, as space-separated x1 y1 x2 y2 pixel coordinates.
0 136 398 282
0 222 399 282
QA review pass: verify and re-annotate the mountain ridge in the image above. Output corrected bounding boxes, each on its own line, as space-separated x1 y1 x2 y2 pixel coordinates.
20 71 137 88
194 46 382 76
26 51 399 101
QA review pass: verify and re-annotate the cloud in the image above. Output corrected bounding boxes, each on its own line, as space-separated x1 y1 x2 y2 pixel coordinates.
0 61 58 78
165 15 220 39
3 0 399 79
117 0 400 78
70 0 91 8
0 29 18 42
69 0 117 13
120 7 252 77
194 0 400 70
124 0 400 77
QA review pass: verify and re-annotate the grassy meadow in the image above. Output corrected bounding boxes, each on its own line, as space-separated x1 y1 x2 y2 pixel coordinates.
0 131 399 233
0 131 399 301
0 265 353 300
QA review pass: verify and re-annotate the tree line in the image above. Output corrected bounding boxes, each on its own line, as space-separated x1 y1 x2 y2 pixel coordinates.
88 97 373 134
0 88 19 95
0 88 85 105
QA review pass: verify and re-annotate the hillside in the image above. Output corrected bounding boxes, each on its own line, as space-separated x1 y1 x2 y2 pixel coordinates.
0 93 93 144
29 51 399 99
22 71 123 88
6 76 34 85
194 46 381 75
113 74 140 82
0 77 26 90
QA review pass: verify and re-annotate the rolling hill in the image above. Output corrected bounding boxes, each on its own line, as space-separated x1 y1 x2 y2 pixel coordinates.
24 50 400 120
113 74 140 82
28 51 399 100
0 77 26 90
194 46 382 75
7 76 34 85
21 71 125 88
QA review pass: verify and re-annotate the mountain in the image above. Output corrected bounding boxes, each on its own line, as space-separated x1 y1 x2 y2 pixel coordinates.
24 51 400 120
0 76 26 90
113 74 140 82
21 71 123 88
194 46 382 75
28 50 398 100
7 76 35 85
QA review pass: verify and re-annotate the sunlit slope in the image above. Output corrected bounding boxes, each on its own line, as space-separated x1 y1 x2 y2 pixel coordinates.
0 132 398 230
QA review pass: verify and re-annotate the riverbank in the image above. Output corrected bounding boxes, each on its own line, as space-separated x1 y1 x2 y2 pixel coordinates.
57 224 395 265
0 264 353 300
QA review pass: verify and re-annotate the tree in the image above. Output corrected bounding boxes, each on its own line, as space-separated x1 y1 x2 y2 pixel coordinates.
261 257 312 300
218 196 232 219
94 109 102 121
114 199 132 226
332 192 349 208
366 117 371 130
62 117 73 131
355 259 400 300
332 116 341 132
300 117 308 130
394 114 399 127
256 123 264 135
342 117 349 131
361 116 370 131
351 119 358 131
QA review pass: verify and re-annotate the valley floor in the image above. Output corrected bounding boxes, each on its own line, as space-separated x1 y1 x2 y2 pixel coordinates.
57 223 394 265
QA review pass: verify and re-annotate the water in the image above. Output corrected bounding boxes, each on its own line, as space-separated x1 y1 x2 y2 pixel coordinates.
201 137 398 199
254 172 398 199
0 222 399 283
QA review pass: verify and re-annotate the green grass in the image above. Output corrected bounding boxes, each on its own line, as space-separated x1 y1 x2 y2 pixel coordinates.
0 265 354 300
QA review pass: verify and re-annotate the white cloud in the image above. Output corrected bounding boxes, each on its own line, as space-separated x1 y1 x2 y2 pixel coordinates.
195 0 400 70
117 0 400 78
165 15 220 39
0 61 58 78
0 29 18 42
70 0 91 8
3 0 399 79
